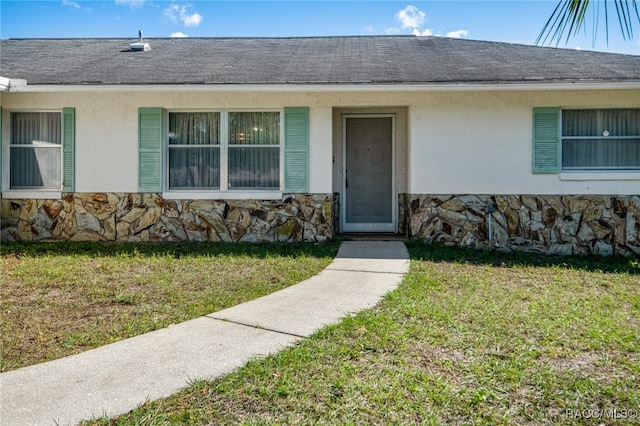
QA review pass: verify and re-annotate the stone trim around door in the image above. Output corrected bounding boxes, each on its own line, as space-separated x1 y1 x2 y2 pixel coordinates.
1 193 334 243
404 194 640 257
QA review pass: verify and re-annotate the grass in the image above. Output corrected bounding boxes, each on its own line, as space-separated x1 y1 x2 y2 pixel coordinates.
85 241 640 425
0 241 340 372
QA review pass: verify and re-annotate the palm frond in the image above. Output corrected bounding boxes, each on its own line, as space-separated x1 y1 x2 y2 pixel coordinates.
537 0 640 46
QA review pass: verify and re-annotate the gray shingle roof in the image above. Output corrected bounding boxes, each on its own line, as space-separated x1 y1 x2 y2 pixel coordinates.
1 36 639 86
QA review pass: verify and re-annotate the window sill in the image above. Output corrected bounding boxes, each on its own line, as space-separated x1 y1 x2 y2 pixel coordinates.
1 190 62 200
560 171 640 181
163 190 283 200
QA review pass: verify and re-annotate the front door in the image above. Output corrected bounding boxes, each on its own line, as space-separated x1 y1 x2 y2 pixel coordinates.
342 115 395 233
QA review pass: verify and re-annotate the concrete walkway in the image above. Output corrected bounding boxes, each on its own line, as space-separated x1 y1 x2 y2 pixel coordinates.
0 241 409 426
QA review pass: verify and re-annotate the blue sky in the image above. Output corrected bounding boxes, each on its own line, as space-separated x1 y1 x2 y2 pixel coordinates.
1 1 639 55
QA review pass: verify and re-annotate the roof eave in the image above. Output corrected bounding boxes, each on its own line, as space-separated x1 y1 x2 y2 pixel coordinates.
8 80 640 93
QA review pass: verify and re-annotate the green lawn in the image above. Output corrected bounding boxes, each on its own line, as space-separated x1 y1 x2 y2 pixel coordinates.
87 241 640 425
0 241 339 372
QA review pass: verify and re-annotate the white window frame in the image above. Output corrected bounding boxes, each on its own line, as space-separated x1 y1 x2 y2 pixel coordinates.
2 109 63 198
167 111 222 191
163 109 284 200
560 107 640 173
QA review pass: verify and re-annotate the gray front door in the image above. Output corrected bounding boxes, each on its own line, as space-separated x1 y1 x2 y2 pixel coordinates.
343 115 395 232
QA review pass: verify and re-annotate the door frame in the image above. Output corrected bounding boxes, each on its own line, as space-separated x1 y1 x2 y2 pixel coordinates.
341 113 396 233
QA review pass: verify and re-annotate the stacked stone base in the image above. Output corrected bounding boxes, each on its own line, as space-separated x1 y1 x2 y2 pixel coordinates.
405 194 640 257
1 193 333 243
3 192 639 256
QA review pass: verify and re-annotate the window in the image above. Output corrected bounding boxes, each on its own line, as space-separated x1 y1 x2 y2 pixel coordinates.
138 106 307 194
533 107 640 174
228 112 280 189
562 109 640 170
10 112 62 189
168 112 220 189
167 111 281 190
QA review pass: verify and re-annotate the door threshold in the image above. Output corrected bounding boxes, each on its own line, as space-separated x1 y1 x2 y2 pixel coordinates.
338 233 406 241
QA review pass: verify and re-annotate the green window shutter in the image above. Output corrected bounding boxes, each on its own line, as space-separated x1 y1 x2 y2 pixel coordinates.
138 108 163 193
532 107 560 173
62 107 75 192
284 107 309 193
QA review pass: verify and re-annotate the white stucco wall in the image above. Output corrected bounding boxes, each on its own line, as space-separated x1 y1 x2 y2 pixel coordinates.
308 106 333 194
406 89 640 195
2 92 141 193
0 91 335 194
1 87 639 196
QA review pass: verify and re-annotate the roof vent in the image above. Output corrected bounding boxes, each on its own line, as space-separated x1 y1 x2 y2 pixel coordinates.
130 30 150 52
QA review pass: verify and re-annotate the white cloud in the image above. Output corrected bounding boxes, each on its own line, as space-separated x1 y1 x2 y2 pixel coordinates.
62 0 81 9
413 28 434 36
391 5 433 36
182 11 202 27
446 30 468 39
396 5 425 29
115 0 145 8
164 3 202 27
164 4 179 22
171 31 188 38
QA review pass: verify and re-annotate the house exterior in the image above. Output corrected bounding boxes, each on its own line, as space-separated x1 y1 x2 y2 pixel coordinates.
1 36 639 256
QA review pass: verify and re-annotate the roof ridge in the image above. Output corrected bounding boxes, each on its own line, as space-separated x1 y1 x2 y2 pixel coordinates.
3 35 417 41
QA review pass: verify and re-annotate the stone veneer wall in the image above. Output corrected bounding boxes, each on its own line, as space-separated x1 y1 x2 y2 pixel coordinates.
4 192 639 256
332 193 340 236
406 194 640 257
1 193 333 243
